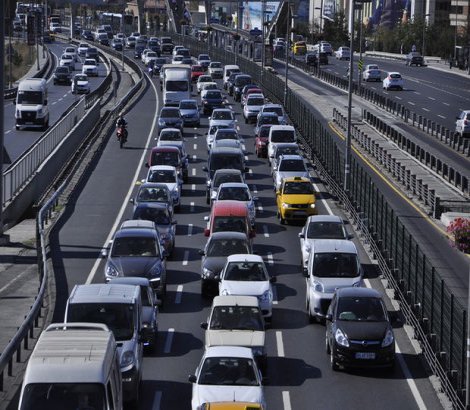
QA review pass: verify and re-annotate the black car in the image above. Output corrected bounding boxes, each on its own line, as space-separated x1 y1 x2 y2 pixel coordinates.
53 66 72 85
160 37 174 54
305 53 318 67
157 107 184 133
81 30 94 41
86 47 99 62
135 45 145 59
198 231 252 297
148 40 161 54
232 74 253 102
153 57 167 75
201 90 225 114
227 72 241 96
405 52 424 66
326 287 396 371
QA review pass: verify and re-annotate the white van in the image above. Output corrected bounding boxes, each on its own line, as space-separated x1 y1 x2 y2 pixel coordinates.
304 239 363 322
223 64 240 90
65 283 145 404
267 125 296 160
15 78 49 131
18 323 123 410
161 64 192 106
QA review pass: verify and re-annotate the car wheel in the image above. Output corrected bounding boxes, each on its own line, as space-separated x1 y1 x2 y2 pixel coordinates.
330 350 339 371
245 117 248 124
325 332 331 354
306 298 315 324
201 282 209 298
15 124 20 130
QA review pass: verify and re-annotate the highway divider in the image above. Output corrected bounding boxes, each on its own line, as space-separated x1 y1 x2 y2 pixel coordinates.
171 30 467 409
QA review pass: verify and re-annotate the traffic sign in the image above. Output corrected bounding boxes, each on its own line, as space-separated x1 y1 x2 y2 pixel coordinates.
358 60 363 71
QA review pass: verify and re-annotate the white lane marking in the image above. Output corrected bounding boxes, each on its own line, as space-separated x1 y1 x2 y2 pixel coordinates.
188 224 193 236
252 184 258 194
86 64 160 284
63 94 67 98
282 391 292 410
175 285 183 304
408 102 416 106
52 101 57 105
191 184 196 191
5 130 11 134
193 143 197 150
194 134 197 139
257 203 263 212
422 108 430 112
263 225 269 238
244 155 249 161
0 269 30 293
58 98 63 102
363 279 427 409
438 115 446 119
428 97 435 100
249 168 253 174
182 250 189 266
267 252 274 265
164 328 175 353
272 284 278 305
190 201 195 210
276 331 285 357
236 125 240 131
443 102 450 106
192 168 196 176
414 92 421 95
152 391 162 410
192 154 197 161
312 182 333 215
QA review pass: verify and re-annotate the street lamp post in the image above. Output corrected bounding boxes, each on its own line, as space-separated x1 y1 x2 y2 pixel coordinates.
283 2 290 107
261 0 266 73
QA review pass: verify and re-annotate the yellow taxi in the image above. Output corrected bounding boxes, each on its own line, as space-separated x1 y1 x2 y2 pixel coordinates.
200 403 263 409
276 176 317 224
292 41 307 55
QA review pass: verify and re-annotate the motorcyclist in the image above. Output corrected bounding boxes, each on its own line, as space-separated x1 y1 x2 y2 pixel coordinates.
116 114 128 141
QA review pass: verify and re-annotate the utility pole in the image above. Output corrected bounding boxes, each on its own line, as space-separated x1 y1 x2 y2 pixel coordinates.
1 1 6 239
283 2 290 107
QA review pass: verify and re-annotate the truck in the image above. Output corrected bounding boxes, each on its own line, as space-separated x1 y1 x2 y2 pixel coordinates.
161 64 192 106
15 78 49 131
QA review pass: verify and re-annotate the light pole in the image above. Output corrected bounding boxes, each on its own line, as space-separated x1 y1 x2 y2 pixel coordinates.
453 2 458 62
284 2 292 107
422 13 430 57
261 0 266 72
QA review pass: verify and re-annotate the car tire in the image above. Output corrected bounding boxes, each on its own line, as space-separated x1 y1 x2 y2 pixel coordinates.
245 117 248 124
15 124 20 130
325 332 331 354
201 282 209 298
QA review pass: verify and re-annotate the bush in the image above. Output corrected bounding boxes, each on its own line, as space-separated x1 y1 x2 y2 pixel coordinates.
447 217 470 253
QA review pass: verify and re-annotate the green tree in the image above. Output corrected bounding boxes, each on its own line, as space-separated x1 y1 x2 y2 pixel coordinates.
322 12 349 48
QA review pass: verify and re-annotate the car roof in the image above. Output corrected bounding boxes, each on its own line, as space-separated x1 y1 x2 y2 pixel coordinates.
211 200 248 215
212 295 260 308
204 345 254 359
209 147 243 155
247 93 264 99
279 154 304 161
210 231 249 240
214 169 243 176
149 165 177 171
307 214 344 224
212 108 232 113
218 182 248 189
226 254 263 263
69 283 139 304
312 239 358 254
150 146 179 153
282 176 310 183
270 125 295 131
262 103 282 108
336 287 383 298
110 277 151 287
120 219 156 230
274 143 299 149
259 112 278 118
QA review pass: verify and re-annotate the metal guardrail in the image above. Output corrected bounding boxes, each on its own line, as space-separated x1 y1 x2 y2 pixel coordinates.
174 31 467 409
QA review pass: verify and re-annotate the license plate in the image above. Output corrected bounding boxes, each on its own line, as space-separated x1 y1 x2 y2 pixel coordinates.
293 211 306 216
355 352 376 360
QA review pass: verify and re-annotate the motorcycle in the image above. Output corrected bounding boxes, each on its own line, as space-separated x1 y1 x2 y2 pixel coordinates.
116 124 128 148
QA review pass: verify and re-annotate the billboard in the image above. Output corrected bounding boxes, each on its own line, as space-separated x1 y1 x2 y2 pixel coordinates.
241 1 280 31
367 0 411 30
323 0 338 21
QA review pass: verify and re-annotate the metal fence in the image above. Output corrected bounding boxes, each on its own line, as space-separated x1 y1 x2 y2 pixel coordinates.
173 31 467 409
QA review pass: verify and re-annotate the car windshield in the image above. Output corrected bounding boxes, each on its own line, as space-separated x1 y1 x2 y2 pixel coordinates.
248 98 264 106
68 303 135 341
199 76 212 82
148 169 176 183
206 91 222 99
307 222 345 239
218 187 250 201
160 131 182 141
207 237 249 255
212 111 233 120
259 116 279 126
271 130 295 143
166 81 188 92
199 357 258 386
161 109 180 119
75 75 87 81
192 66 203 72
223 261 267 281
209 154 243 172
215 131 237 140
56 67 68 73
211 62 222 68
17 91 42 104
137 187 169 202
180 101 197 109
210 306 264 331
312 253 359 278
390 74 401 79
19 383 105 410
283 181 313 194
279 159 305 172
336 297 387 322
276 147 298 158
213 173 243 187
235 77 252 86
84 60 96 65
111 236 159 257
152 152 179 166
134 207 171 225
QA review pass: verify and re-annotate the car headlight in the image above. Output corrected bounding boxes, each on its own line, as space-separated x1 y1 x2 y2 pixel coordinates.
252 346 265 357
335 328 349 347
259 290 273 303
106 263 119 277
120 351 135 368
149 263 162 278
158 119 165 126
37 108 43 115
382 329 394 347
202 267 214 278
313 280 324 293
282 203 289 209
203 100 208 104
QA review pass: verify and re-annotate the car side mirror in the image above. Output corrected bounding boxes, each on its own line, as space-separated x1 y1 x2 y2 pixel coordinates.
270 276 277 283
100 249 108 257
252 196 259 201
162 249 169 258
129 198 135 204
347 234 354 240
198 249 205 255
200 322 208 329
298 232 305 238
44 99 48 105
202 166 208 172
388 311 400 324
325 313 332 321
303 268 308 278
145 162 149 168
276 191 280 196
188 374 197 383
244 167 249 173
172 220 177 225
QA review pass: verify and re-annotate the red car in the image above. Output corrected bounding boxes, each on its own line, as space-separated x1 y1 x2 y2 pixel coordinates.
241 86 263 106
255 124 272 158
191 65 204 82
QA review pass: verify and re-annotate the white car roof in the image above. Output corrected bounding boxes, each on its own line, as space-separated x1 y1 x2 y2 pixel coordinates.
306 215 344 224
311 239 357 254
226 254 264 263
218 182 249 189
247 93 264 99
149 165 177 172
212 295 259 308
279 154 303 161
204 345 254 359
270 125 295 131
